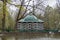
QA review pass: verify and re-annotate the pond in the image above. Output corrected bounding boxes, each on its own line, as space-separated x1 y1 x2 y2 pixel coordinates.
0 32 60 40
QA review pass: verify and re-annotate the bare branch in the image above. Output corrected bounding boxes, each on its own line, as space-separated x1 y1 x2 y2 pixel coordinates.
17 0 32 21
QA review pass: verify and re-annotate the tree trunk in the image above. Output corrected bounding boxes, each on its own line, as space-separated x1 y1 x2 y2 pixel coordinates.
2 0 6 31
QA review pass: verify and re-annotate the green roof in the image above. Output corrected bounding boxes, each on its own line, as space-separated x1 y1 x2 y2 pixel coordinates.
18 14 44 22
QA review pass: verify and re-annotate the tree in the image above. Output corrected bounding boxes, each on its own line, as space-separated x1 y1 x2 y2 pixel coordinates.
0 0 15 31
44 5 55 30
2 0 6 31
44 5 60 30
56 0 60 29
0 1 3 30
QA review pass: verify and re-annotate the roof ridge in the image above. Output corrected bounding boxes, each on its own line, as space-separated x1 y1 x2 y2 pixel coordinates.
18 14 44 22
